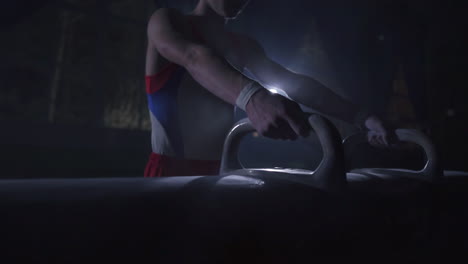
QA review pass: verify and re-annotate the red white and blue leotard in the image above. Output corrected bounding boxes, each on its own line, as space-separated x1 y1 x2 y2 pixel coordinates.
144 19 237 177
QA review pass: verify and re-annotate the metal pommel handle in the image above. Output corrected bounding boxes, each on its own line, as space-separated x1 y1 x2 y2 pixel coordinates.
220 114 347 191
343 129 443 181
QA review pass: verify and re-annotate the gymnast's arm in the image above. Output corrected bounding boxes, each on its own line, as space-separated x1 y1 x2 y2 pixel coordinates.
234 35 391 145
147 9 310 140
147 8 254 104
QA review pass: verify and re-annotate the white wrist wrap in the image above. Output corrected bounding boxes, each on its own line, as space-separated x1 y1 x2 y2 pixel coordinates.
235 82 263 111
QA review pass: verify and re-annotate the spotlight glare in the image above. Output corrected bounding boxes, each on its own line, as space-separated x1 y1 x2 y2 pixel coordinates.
269 88 279 94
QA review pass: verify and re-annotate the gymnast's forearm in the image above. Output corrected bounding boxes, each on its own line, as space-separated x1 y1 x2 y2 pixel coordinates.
285 74 361 125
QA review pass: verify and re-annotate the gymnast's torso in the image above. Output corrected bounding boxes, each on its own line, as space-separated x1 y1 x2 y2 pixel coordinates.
145 13 243 161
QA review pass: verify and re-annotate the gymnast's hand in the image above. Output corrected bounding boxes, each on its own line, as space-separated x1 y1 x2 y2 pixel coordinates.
245 89 312 140
364 115 397 148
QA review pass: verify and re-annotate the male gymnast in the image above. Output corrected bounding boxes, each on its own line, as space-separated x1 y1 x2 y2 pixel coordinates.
144 0 392 177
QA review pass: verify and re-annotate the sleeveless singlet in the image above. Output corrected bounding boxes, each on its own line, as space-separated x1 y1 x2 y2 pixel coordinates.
144 17 233 177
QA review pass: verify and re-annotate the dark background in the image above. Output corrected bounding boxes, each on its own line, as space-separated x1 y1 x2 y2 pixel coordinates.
0 0 466 179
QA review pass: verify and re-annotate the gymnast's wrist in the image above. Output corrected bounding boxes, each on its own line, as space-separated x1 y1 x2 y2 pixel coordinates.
353 108 372 130
236 81 266 111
